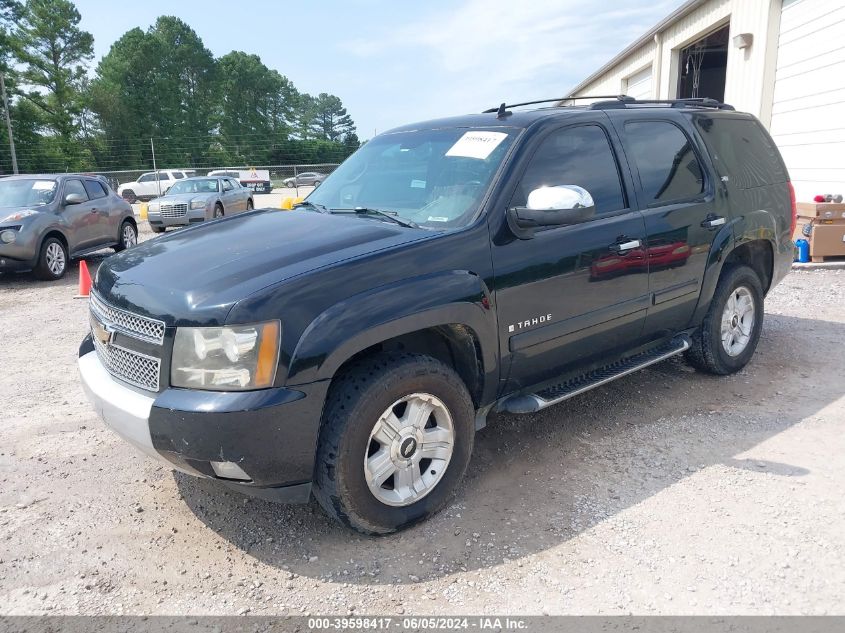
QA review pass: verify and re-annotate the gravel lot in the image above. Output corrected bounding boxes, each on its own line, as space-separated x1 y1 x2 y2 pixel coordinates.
1 216 843 615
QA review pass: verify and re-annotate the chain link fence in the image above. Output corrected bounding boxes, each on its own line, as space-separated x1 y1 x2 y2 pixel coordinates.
84 163 341 194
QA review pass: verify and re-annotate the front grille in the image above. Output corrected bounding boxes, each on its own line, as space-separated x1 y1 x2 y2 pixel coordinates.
92 334 161 391
89 293 165 392
90 292 165 345
160 203 188 218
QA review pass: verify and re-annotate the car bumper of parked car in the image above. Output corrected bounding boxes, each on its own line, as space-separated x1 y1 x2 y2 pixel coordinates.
0 240 37 272
147 209 209 228
77 336 329 503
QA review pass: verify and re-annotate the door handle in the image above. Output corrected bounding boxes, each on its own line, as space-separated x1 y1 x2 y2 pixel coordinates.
701 215 726 228
610 239 642 253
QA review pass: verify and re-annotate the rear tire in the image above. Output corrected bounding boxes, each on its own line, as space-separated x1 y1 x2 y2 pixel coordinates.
313 353 474 535
686 264 764 375
114 220 137 252
33 236 68 281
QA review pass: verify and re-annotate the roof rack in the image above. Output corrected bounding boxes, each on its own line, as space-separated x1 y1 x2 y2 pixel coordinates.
482 95 734 117
482 95 633 116
588 96 735 111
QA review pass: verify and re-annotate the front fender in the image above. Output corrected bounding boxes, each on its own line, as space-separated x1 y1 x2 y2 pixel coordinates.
286 270 499 400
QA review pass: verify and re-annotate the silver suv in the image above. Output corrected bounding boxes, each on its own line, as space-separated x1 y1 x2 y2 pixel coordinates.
0 174 137 280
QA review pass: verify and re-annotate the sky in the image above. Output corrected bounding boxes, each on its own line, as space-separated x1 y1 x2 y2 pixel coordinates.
73 0 686 140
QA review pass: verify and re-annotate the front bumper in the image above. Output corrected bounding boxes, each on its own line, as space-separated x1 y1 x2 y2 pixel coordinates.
78 342 329 503
147 209 208 227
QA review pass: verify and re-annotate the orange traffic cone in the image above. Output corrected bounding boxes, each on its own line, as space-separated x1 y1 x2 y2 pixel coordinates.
75 260 92 298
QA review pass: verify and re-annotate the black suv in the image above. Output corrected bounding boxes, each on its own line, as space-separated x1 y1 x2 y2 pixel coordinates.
78 97 794 534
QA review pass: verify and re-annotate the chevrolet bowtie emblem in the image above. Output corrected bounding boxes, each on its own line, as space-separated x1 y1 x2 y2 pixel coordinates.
90 314 114 346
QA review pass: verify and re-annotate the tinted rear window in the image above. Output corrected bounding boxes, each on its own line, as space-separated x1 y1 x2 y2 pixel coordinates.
83 179 108 199
692 115 787 188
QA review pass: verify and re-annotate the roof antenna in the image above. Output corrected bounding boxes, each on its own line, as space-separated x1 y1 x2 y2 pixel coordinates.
496 102 512 118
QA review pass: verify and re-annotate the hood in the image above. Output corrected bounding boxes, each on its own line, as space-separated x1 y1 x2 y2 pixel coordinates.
94 209 429 325
152 192 212 204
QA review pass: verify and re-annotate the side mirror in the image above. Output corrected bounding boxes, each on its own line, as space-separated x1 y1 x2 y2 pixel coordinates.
64 192 86 206
507 185 596 239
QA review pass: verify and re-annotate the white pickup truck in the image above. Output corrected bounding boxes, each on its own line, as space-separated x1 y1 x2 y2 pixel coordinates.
117 170 190 203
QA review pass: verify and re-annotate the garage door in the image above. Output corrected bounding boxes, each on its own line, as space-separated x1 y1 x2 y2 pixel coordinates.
770 0 845 202
625 67 653 101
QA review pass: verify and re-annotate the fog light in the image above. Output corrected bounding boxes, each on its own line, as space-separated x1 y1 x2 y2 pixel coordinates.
210 460 251 481
0 229 16 244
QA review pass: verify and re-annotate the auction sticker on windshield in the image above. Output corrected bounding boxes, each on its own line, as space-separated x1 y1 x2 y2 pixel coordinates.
33 180 56 190
446 131 508 160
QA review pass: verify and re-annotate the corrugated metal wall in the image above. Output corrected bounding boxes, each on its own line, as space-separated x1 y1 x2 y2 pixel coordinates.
770 0 845 201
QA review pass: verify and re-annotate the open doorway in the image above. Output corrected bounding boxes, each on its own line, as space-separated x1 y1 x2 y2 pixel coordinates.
677 24 729 102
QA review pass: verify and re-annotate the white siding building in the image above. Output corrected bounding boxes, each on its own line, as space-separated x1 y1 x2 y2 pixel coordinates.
566 0 844 202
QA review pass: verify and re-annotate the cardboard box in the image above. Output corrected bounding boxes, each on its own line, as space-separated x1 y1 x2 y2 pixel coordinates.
797 202 845 220
808 224 845 258
793 215 845 258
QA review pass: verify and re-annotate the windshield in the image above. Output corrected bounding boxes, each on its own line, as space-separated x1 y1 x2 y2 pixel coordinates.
167 178 219 195
307 127 518 229
0 178 58 208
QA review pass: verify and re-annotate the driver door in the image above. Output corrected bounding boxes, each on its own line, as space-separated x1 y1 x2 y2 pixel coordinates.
492 121 650 391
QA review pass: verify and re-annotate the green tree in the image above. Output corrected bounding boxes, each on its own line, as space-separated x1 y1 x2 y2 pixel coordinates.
215 51 299 164
91 16 215 169
13 0 94 167
307 92 355 141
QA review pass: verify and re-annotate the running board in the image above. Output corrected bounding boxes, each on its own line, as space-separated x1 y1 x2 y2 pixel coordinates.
501 335 691 414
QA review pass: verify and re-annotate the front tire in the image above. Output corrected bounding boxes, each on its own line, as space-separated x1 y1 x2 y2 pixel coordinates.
686 264 764 375
313 353 474 535
213 203 224 219
33 236 68 280
122 190 137 204
246 199 254 211
114 220 137 252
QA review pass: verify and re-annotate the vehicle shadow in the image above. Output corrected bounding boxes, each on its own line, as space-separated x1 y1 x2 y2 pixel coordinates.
0 251 111 290
175 313 843 585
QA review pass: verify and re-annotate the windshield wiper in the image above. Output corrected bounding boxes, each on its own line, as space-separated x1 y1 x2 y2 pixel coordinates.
293 200 330 214
330 207 419 228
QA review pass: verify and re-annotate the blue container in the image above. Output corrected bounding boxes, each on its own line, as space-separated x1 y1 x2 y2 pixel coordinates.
795 238 810 263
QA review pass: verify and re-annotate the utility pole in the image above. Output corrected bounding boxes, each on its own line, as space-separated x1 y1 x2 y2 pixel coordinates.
0 72 18 174
150 137 161 197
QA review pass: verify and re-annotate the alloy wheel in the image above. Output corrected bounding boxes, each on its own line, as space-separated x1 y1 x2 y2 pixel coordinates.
364 393 455 507
720 285 755 357
45 242 66 276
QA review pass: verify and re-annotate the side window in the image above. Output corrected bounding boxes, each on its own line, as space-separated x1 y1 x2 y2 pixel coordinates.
158 173 170 181
222 179 234 191
138 173 153 183
512 124 626 215
64 179 89 201
624 121 704 205
693 115 787 188
172 172 184 179
83 179 108 199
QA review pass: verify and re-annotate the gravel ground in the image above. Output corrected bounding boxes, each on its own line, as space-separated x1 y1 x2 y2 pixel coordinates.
0 222 843 615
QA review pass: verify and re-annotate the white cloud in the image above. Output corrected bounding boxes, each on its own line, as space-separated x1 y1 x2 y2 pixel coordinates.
340 0 684 133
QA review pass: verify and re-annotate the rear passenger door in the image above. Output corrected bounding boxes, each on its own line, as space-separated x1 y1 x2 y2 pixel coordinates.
492 119 650 392
82 178 116 243
608 112 719 340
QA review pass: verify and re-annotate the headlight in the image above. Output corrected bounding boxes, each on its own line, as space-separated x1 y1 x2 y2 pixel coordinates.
190 199 206 210
1 209 36 222
0 229 16 244
171 321 280 391
147 202 160 212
